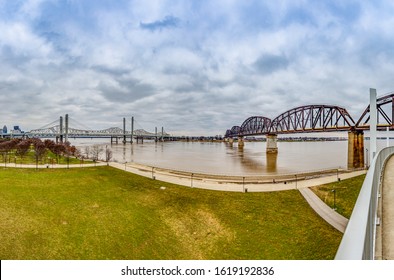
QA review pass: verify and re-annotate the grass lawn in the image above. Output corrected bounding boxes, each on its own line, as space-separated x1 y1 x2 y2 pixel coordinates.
0 166 342 260
310 174 366 219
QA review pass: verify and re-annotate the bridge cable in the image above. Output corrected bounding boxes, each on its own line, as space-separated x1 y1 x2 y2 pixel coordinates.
68 117 93 131
35 119 60 130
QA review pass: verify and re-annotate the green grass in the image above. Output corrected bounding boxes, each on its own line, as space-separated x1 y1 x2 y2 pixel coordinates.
0 167 343 260
310 174 366 218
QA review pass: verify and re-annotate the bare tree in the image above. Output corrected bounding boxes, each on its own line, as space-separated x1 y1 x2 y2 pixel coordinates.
105 145 113 164
84 146 91 159
91 145 103 161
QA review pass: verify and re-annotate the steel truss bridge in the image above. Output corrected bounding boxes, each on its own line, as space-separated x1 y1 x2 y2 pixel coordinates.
225 92 394 137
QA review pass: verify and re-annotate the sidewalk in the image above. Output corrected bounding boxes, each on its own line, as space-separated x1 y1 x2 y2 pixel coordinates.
299 188 348 233
109 162 365 193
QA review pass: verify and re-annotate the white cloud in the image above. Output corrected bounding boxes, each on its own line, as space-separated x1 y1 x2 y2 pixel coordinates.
1 0 394 135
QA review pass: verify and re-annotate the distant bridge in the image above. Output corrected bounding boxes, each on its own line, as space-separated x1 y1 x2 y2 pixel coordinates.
1 115 176 143
28 125 169 139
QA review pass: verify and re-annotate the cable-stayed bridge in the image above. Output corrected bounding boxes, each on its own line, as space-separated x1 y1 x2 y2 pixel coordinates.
9 115 173 143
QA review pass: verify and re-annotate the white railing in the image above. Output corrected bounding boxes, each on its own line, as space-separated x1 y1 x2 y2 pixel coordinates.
335 146 394 259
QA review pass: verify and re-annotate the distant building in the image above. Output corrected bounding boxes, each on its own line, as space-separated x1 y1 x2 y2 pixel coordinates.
2 125 7 134
11 125 23 134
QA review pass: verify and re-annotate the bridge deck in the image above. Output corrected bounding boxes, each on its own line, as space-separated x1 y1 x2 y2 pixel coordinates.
379 155 394 259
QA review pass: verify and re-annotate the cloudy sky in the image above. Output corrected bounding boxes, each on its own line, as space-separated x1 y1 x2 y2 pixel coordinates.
1 0 394 135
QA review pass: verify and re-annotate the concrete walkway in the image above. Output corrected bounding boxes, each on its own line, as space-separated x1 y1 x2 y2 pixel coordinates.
110 162 366 193
299 188 348 233
381 156 394 259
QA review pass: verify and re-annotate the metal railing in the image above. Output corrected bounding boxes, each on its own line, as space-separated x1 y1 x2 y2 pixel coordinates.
335 146 394 259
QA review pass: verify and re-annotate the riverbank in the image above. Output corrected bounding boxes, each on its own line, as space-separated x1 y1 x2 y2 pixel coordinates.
2 160 366 192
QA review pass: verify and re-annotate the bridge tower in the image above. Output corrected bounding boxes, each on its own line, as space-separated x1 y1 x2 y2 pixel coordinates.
58 116 63 143
155 127 158 142
65 114 69 143
123 117 126 144
130 117 134 144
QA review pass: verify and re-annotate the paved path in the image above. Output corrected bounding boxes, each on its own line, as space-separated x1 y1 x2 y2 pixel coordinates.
110 162 366 193
299 188 348 233
381 156 394 259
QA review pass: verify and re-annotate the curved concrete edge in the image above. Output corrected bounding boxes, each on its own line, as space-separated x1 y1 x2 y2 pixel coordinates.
299 188 348 233
109 162 366 193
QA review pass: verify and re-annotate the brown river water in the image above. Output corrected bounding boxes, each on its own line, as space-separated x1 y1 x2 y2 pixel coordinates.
68 137 393 176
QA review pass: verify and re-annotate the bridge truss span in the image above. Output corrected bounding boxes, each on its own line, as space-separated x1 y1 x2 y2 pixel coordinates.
270 105 356 134
239 116 272 136
355 92 394 130
225 126 241 138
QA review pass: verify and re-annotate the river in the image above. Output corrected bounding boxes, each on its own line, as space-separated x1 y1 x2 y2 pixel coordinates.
67 137 393 176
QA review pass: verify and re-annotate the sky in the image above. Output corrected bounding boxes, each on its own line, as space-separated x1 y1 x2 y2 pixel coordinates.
1 0 394 136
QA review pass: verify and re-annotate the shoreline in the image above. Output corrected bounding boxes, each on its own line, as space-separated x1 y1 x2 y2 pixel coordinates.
110 161 367 192
2 160 366 193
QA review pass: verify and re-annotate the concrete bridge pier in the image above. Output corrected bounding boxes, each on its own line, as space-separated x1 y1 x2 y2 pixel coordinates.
228 138 234 145
238 136 244 148
266 134 278 154
347 130 364 169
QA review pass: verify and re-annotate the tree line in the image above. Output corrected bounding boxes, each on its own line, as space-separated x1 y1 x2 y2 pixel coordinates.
0 138 112 164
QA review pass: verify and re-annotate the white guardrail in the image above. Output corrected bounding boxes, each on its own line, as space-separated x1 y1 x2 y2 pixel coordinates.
335 146 394 260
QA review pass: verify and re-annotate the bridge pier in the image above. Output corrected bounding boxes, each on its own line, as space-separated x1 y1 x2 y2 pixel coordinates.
238 136 244 148
266 134 278 154
228 138 234 145
347 130 364 169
